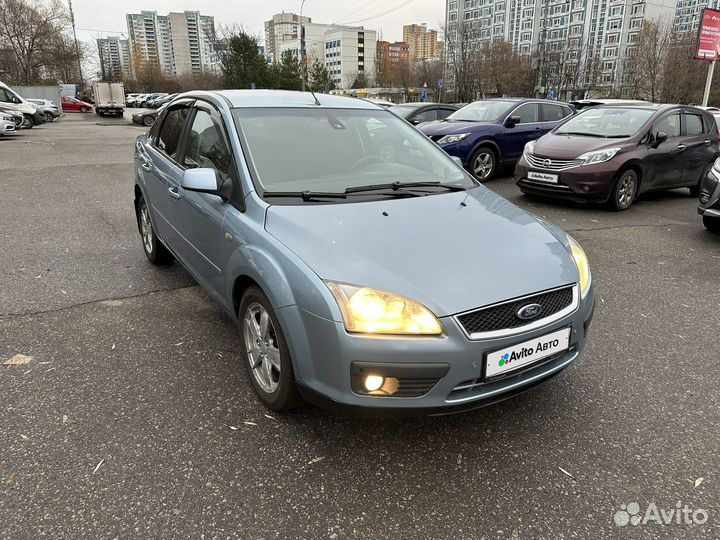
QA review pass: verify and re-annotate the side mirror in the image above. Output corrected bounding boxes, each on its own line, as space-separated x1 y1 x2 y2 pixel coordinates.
181 168 222 196
653 131 668 147
11 96 21 104
410 119 421 125
505 115 521 127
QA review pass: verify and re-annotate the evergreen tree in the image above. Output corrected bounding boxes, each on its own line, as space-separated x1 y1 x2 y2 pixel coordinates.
221 31 270 89
308 59 335 93
269 50 303 90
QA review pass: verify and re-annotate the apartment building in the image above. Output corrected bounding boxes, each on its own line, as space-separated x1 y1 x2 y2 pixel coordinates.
264 12 312 64
403 24 444 61
445 0 676 95
97 36 132 80
674 0 720 34
280 23 378 89
126 10 220 76
377 41 410 67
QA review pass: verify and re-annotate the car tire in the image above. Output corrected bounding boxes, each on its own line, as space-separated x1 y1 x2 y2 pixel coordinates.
79 106 87 113
689 166 710 197
609 169 638 211
136 197 173 265
238 286 302 412
21 115 34 129
469 146 497 182
142 115 155 127
44 112 53 122
703 214 720 233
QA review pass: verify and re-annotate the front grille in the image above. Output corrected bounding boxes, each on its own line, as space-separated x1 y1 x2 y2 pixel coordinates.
525 154 583 171
457 286 574 336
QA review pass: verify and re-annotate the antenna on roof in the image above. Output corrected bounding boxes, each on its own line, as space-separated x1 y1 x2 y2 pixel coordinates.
302 74 321 105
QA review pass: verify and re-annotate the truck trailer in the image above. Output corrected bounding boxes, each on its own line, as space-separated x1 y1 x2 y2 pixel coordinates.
93 82 125 117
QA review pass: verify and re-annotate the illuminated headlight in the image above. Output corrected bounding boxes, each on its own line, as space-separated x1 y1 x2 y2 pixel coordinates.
577 147 621 166
436 133 470 145
567 235 591 299
327 282 443 335
524 140 535 157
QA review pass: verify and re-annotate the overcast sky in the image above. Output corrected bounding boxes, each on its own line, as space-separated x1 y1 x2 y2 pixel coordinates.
74 0 446 46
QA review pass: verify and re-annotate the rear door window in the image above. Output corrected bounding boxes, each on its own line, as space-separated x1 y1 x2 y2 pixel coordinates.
156 107 190 161
512 103 539 124
439 108 455 119
684 113 704 136
541 103 567 122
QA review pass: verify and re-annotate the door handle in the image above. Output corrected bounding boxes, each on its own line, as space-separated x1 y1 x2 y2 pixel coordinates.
677 144 686 151
140 160 153 172
704 139 711 145
168 186 181 199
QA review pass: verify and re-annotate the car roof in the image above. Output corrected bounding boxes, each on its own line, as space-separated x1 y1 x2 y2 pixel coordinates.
183 90 383 110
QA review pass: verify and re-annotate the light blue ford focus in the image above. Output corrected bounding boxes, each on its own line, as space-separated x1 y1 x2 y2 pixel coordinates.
133 90 594 415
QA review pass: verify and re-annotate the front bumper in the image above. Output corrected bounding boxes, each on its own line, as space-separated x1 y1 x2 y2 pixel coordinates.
280 287 595 416
697 168 720 216
515 155 616 203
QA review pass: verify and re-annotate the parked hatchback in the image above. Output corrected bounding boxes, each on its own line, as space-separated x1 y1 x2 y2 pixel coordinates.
419 98 575 181
27 98 60 122
61 96 93 113
134 90 594 415
515 105 720 210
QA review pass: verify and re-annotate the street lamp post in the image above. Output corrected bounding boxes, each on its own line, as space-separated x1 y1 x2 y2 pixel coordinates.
300 0 307 91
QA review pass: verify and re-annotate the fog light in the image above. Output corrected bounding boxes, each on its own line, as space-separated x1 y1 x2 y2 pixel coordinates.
582 185 591 192
364 375 384 391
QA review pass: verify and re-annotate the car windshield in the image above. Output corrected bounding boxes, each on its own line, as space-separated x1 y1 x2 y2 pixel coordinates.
555 107 655 137
447 100 514 122
233 107 474 195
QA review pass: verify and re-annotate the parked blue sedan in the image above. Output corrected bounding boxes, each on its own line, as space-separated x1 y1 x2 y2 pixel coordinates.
420 98 575 181
133 90 594 415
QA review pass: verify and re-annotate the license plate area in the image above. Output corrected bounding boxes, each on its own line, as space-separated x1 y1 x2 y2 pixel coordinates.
485 327 571 378
528 171 559 183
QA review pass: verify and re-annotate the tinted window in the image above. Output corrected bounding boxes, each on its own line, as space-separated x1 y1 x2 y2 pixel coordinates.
0 88 10 102
184 109 232 181
685 114 703 135
156 107 190 160
439 108 455 119
412 108 438 123
655 114 680 138
541 103 567 122
513 103 539 123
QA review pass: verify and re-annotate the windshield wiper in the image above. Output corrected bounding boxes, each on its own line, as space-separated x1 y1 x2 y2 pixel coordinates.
263 190 347 201
606 134 631 138
345 181 467 194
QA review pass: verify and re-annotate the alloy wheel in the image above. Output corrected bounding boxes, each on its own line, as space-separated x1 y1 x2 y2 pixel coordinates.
243 303 281 394
617 173 636 209
473 151 494 180
139 202 153 254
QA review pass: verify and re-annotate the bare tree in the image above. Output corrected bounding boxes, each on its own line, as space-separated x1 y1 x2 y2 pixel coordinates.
481 39 533 97
0 0 70 83
442 20 482 102
622 19 672 101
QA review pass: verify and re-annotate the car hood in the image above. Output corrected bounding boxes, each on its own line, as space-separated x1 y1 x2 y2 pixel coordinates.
264 188 578 317
533 133 629 160
419 120 492 136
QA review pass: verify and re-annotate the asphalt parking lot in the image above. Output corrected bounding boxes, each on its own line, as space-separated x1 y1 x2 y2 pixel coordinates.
1 111 719 540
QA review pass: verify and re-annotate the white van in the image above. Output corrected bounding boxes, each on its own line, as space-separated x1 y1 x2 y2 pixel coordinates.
0 81 45 128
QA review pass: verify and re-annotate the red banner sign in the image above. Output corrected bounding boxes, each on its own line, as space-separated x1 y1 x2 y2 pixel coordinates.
696 8 720 60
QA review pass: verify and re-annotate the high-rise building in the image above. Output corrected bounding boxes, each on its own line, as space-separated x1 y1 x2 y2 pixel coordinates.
264 12 312 64
403 24 444 62
97 36 132 80
445 0 677 95
126 10 220 76
674 0 720 35
279 23 378 89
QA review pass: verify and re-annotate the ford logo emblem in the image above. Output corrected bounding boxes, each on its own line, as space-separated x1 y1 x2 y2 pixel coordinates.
517 303 543 320
542 159 552 168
